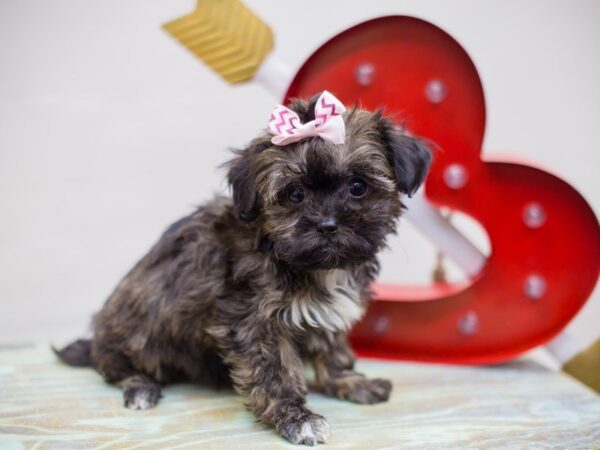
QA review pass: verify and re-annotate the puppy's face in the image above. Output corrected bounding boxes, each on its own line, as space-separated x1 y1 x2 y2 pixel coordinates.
228 96 431 270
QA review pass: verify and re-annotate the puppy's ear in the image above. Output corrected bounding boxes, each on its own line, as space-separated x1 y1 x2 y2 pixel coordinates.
226 139 270 222
379 117 432 196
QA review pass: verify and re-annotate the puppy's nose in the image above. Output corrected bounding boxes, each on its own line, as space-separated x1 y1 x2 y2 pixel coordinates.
317 217 338 234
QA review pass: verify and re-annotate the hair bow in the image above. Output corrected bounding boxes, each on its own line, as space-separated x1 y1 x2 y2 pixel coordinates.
268 91 347 146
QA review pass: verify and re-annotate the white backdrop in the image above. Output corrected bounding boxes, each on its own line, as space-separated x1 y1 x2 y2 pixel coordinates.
0 0 598 349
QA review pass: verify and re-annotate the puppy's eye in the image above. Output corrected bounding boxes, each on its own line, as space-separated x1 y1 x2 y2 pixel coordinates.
288 185 305 204
348 178 368 198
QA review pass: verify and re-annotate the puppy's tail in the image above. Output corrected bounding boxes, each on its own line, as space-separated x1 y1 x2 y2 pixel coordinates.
52 339 93 367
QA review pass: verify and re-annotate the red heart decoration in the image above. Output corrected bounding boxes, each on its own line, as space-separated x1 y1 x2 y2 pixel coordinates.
285 16 600 364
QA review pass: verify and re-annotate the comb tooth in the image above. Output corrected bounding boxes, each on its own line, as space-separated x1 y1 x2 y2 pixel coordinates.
163 0 273 83
163 1 213 36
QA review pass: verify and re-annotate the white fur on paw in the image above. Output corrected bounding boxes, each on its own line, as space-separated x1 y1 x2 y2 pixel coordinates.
295 417 330 446
126 390 152 410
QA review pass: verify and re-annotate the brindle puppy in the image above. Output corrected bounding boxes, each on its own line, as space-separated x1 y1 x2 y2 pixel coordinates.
56 94 431 445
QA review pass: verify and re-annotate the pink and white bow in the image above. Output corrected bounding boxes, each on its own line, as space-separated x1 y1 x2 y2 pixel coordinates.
268 91 347 146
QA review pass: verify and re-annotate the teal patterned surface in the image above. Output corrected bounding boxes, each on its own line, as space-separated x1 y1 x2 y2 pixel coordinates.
1 346 599 449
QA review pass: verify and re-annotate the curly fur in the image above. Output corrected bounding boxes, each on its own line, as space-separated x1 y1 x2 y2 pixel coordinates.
56 93 431 445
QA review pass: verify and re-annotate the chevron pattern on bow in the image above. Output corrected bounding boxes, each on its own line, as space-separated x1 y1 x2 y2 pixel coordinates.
268 91 346 146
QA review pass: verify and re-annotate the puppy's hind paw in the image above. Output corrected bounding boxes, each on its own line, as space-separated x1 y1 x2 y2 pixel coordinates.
277 409 330 446
125 388 159 410
121 375 162 411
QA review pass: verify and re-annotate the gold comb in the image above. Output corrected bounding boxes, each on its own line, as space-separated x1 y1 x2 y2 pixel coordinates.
163 0 274 84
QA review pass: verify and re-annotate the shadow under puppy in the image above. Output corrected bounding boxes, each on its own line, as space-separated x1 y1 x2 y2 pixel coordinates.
56 91 431 446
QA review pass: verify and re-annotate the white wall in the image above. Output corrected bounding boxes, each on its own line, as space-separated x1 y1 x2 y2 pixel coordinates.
0 0 598 349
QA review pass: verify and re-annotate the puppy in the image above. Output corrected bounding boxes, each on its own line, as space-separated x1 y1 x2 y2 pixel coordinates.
56 92 431 446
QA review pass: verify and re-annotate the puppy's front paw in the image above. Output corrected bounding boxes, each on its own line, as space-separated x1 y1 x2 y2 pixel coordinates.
341 377 392 404
276 408 330 446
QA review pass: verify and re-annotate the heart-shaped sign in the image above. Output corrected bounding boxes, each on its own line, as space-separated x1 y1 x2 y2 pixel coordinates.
285 16 600 364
